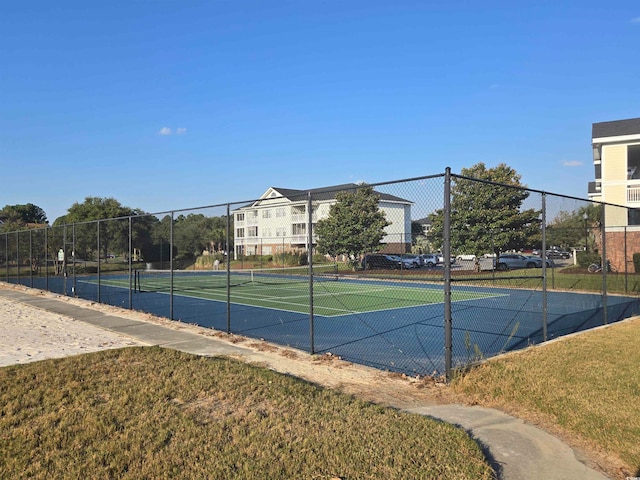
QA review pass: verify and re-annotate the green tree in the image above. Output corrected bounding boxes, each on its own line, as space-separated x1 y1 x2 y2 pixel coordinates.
173 214 217 259
430 163 541 258
315 185 390 266
0 203 48 232
153 213 232 263
54 197 156 261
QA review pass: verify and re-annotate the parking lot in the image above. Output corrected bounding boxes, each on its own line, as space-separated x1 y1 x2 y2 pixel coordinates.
453 256 574 272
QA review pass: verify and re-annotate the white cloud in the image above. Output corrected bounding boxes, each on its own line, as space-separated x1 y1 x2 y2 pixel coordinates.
176 127 187 135
158 127 172 135
563 160 583 167
631 16 640 23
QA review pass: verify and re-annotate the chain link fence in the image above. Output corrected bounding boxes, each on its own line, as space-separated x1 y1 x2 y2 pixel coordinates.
2 170 639 379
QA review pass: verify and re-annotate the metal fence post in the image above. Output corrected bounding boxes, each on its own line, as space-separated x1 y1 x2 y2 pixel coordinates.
4 233 7 282
29 229 33 288
16 231 20 285
72 223 77 297
308 192 315 355
541 193 547 341
226 204 231 333
97 221 101 303
170 211 174 320
624 226 628 294
601 204 607 324
62 226 67 295
44 227 48 290
444 168 453 381
128 217 133 309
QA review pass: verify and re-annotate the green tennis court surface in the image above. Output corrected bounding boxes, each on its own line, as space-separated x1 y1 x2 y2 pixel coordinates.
97 270 500 317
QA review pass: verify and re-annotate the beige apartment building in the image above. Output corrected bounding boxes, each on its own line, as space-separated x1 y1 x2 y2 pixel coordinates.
590 117 640 270
232 184 412 259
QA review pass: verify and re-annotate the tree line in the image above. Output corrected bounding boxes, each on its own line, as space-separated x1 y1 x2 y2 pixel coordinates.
1 198 230 264
1 163 598 265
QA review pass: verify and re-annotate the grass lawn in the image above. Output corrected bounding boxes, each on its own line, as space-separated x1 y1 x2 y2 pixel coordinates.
0 347 493 480
451 316 640 479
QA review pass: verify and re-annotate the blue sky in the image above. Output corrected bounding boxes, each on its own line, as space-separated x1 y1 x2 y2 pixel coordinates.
2 1 639 223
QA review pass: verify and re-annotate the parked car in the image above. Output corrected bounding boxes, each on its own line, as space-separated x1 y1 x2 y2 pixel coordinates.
435 253 456 265
420 253 440 267
361 254 400 270
401 254 424 267
456 254 477 261
525 255 554 267
494 254 544 271
546 249 571 259
387 255 418 269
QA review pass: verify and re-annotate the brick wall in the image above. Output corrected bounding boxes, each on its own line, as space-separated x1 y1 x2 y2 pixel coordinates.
605 230 640 273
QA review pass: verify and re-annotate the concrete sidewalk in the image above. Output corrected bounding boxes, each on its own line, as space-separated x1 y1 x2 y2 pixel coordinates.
0 287 610 480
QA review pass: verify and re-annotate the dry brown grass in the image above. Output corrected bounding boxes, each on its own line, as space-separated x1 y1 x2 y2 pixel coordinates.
451 317 640 479
0 347 494 479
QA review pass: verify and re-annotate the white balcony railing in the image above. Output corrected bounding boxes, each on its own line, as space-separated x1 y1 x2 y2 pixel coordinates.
290 213 318 223
628 185 640 203
291 235 318 244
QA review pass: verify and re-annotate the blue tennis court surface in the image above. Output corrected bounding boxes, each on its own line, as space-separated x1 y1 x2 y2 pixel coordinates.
19 273 640 375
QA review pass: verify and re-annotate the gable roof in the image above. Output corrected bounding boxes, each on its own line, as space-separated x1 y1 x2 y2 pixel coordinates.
592 117 640 139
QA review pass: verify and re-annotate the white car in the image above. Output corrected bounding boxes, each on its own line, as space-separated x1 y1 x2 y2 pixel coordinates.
456 254 477 261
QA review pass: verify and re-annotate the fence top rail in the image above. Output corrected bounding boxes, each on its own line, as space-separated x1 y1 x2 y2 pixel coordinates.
451 171 629 209
1 169 636 236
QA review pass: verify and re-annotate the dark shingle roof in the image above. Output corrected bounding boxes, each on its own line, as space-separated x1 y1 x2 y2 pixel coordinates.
271 184 411 204
592 117 640 139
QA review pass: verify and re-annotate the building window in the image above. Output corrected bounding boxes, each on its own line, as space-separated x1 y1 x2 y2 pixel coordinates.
594 163 601 181
236 213 244 222
628 145 640 180
262 228 272 238
236 228 244 238
276 208 286 218
292 224 306 235
248 226 258 237
629 209 640 226
262 209 272 219
275 227 286 237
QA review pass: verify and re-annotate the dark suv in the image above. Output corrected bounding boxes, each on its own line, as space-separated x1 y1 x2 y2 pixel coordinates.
361 254 400 270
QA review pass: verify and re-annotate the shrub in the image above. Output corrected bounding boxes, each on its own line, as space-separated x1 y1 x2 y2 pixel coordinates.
271 251 306 267
576 251 601 268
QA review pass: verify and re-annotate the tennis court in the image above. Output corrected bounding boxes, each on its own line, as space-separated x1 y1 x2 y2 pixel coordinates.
25 267 639 375
114 268 501 317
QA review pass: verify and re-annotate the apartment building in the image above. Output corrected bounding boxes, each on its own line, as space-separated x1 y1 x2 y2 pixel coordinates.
590 117 640 269
233 184 412 258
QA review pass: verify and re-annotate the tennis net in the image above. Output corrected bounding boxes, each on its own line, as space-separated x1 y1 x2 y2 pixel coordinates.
136 264 339 294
